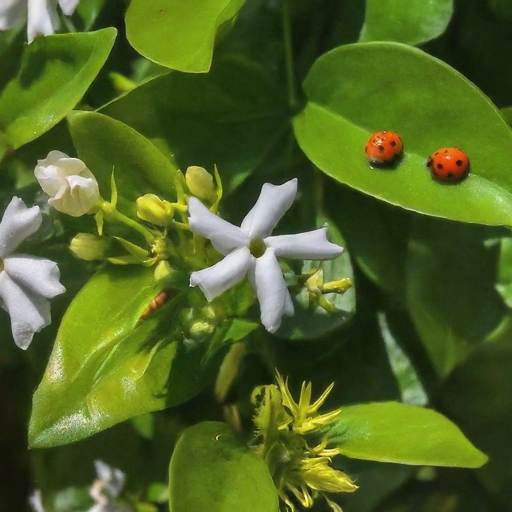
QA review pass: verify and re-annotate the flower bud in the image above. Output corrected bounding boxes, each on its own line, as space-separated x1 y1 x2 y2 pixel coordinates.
154 260 172 282
34 151 100 217
70 233 108 261
136 194 174 226
185 166 216 202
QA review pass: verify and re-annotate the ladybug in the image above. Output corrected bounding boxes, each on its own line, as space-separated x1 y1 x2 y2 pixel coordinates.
365 130 403 165
426 147 469 181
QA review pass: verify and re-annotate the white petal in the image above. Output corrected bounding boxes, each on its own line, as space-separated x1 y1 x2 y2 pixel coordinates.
190 247 252 301
0 0 26 30
28 490 45 512
188 197 247 255
94 460 125 498
37 151 89 177
0 271 51 349
0 197 42 257
48 174 99 216
27 0 59 43
4 255 66 298
58 0 80 16
253 248 294 333
265 227 343 260
240 178 297 239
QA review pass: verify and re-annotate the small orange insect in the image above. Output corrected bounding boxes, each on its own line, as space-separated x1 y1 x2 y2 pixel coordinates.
139 290 170 320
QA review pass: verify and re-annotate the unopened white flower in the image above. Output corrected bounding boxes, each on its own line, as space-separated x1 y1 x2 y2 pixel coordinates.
28 490 45 512
188 178 343 333
88 460 126 512
35 150 99 217
0 0 80 43
0 197 66 349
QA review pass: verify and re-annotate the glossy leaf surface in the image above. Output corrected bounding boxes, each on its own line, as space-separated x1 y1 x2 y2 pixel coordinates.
294 42 512 227
0 29 116 149
326 402 488 467
126 0 245 72
101 56 288 194
360 0 453 45
29 267 210 448
67 111 180 212
169 422 278 512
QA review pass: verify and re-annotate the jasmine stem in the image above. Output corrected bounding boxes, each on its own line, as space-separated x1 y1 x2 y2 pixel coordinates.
100 201 155 244
282 0 299 111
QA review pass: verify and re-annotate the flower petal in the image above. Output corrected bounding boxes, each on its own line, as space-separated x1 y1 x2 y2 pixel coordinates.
0 197 42 257
188 197 247 255
190 247 252 301
240 178 297 239
48 174 100 216
58 0 80 16
27 0 59 43
4 255 66 298
0 271 51 349
0 0 26 30
265 227 343 260
253 248 294 333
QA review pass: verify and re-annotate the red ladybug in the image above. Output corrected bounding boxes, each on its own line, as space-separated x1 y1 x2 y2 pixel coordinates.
426 147 470 181
365 130 403 165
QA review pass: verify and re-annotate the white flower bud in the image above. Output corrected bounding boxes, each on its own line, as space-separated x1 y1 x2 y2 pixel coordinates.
34 150 100 217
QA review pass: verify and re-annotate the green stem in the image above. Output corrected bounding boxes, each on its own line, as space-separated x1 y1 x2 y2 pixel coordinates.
101 201 155 244
282 0 299 111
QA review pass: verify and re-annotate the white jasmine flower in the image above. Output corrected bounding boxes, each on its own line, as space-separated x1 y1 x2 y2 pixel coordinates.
88 460 126 512
188 178 343 333
0 196 66 349
35 150 100 217
0 0 80 43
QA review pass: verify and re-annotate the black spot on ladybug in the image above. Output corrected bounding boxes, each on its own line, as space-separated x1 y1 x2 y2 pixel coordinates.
390 140 397 147
435 151 439 156
436 163 444 170
378 145 385 152
456 160 463 166
444 149 448 153
447 172 454 178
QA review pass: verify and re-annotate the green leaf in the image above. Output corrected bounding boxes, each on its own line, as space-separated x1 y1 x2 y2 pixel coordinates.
326 402 488 468
29 267 212 448
277 216 356 340
126 0 245 73
67 111 180 212
294 42 512 227
169 422 278 512
405 217 507 377
360 0 453 45
101 56 288 193
326 183 410 298
0 29 116 150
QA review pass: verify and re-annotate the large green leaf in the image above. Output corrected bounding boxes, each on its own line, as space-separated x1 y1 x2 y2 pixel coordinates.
360 0 453 45
326 402 488 468
29 267 212 448
169 422 278 512
67 111 180 213
294 42 512 227
126 0 245 72
405 217 507 377
0 29 116 150
101 56 288 194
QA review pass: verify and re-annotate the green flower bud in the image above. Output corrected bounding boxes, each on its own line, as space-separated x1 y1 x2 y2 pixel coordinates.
70 233 108 261
153 260 173 282
136 194 174 226
185 166 217 202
